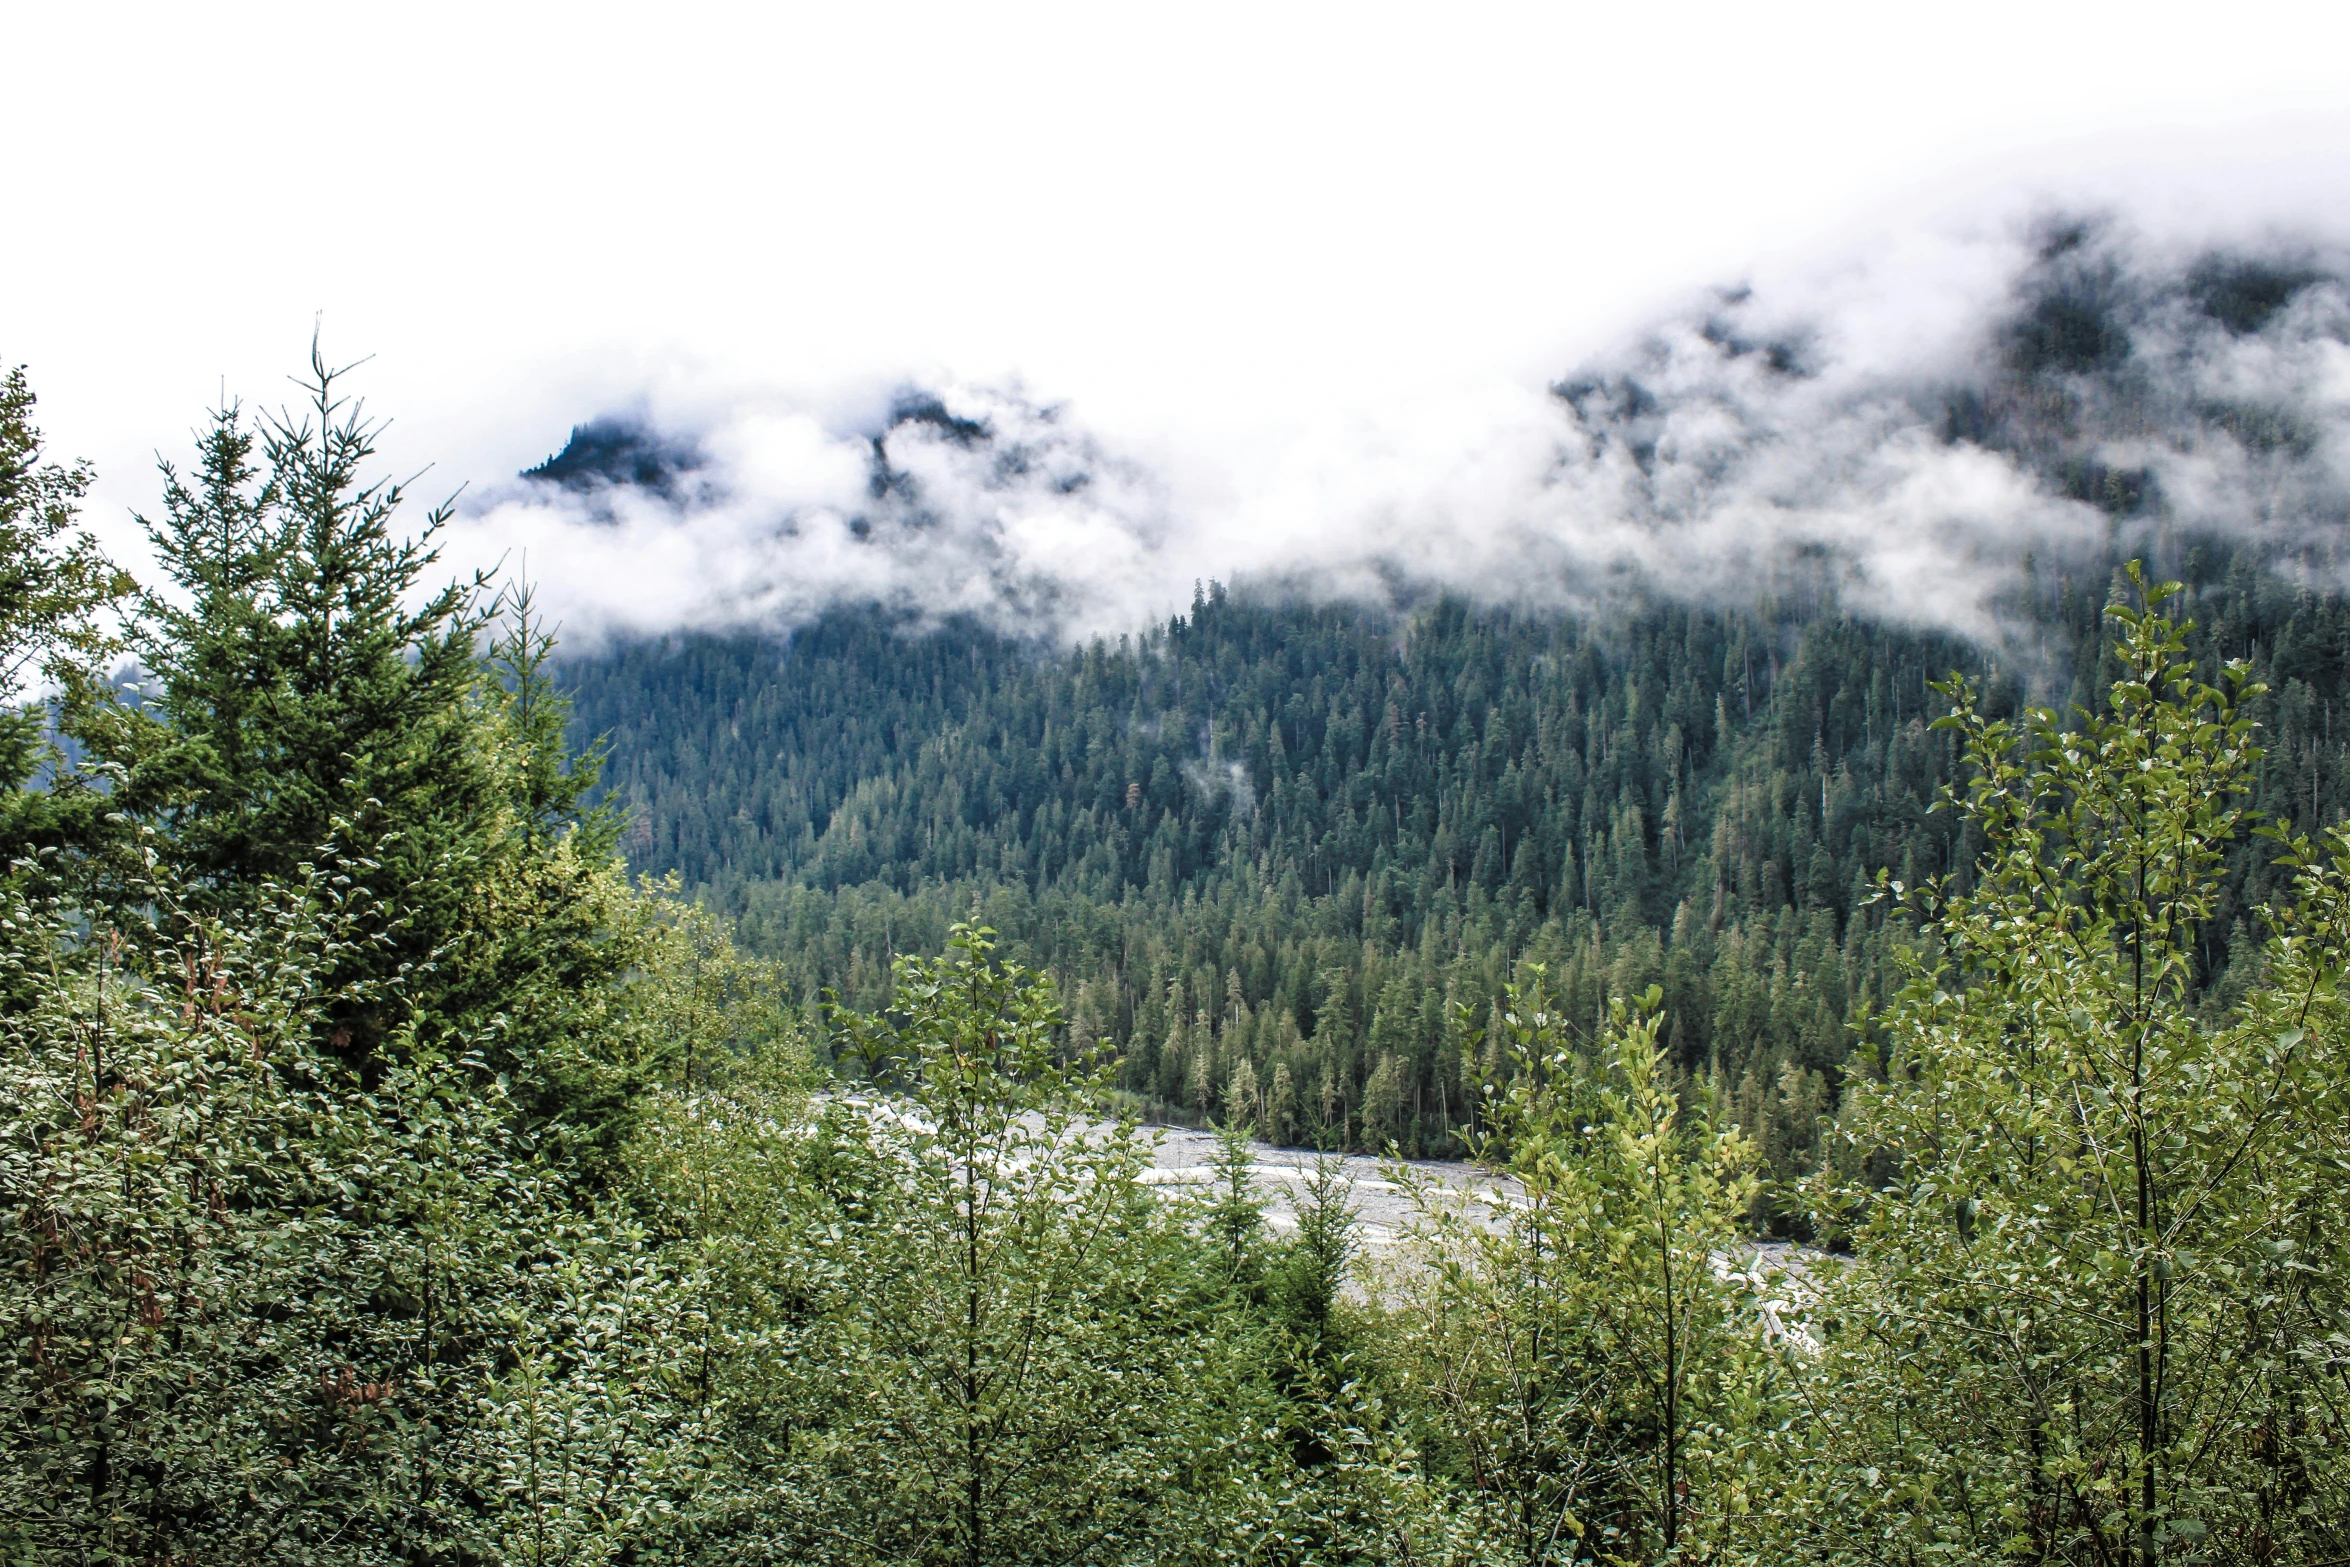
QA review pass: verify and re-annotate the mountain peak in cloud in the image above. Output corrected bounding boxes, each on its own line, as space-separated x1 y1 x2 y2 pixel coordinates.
523 417 706 500
459 207 2350 653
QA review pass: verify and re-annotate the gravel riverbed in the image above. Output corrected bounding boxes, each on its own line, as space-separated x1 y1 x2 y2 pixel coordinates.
1139 1125 1820 1343
1138 1126 1490 1252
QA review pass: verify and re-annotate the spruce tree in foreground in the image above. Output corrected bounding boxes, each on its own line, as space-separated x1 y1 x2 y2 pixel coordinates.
68 346 663 1168
76 348 492 1023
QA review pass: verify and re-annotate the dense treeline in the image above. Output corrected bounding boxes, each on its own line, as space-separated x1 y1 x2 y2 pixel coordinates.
7 357 2349 1562
568 557 2350 1195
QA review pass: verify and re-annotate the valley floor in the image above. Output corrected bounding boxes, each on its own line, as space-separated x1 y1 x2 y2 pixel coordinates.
1140 1125 1483 1251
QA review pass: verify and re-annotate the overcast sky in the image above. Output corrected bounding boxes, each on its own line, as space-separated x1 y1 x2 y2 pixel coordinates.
10 1 2350 577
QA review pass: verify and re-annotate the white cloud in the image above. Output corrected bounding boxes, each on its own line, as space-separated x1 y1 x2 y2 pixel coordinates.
450 204 2350 654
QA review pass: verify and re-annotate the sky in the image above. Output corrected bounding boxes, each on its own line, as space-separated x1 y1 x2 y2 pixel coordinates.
9 0 2350 629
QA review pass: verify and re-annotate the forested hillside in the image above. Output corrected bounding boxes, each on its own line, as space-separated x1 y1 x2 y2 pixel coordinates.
566 561 2350 1187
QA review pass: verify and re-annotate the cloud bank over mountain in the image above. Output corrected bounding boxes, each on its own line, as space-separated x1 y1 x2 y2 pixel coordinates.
453 211 2350 650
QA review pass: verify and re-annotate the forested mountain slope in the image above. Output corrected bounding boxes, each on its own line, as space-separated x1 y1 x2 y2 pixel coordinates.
555 226 2350 1190
564 559 2350 1186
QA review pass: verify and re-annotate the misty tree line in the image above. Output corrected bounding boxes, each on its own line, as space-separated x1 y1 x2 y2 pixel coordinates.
5 358 2349 1564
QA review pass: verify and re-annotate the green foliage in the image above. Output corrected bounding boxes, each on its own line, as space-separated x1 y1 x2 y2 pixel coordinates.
0 365 120 698
0 359 782 1563
631 924 1256 1563
80 349 493 944
1387 978 1766 1564
0 845 694 1563
0 364 129 879
1778 571 2350 1564
63 352 671 1174
1204 1116 1274 1290
1269 1156 1358 1353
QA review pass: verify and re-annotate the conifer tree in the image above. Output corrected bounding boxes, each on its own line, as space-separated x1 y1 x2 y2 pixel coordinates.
0 356 791 1564
67 350 662 1161
73 344 494 1063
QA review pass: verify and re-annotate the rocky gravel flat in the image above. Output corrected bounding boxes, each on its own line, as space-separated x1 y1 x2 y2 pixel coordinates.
1139 1125 1821 1344
1138 1125 1498 1252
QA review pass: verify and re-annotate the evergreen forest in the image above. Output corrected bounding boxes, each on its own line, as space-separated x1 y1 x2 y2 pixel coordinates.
4 339 2349 1566
570 561 2350 1204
